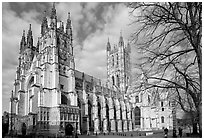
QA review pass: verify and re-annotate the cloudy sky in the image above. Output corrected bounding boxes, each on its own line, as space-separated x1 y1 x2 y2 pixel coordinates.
2 2 138 112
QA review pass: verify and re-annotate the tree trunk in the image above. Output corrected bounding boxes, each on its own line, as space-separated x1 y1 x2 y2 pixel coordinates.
198 104 202 137
192 122 198 134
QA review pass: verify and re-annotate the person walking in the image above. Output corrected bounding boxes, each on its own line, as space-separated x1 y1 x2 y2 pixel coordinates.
164 128 168 138
178 127 183 137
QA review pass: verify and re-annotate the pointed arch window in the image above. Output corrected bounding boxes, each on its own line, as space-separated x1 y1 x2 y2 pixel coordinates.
116 53 119 66
161 116 164 123
117 75 120 87
112 55 114 67
161 101 164 107
112 76 115 86
134 106 141 126
135 96 139 103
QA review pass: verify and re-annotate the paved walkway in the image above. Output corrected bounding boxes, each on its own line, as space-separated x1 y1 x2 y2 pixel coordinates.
4 130 200 138
78 131 200 138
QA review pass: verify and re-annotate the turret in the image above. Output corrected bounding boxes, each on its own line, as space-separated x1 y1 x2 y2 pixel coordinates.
107 37 111 52
36 38 40 53
66 12 72 39
27 24 33 48
41 11 48 36
50 2 57 29
20 30 26 54
118 31 124 47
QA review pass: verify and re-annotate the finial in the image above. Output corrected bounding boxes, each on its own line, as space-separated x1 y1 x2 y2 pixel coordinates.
68 12 70 19
108 37 109 42
53 2 55 8
23 30 25 36
29 24 31 30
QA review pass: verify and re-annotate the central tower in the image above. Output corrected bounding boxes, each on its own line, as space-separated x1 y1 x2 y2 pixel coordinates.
38 3 76 107
106 33 131 94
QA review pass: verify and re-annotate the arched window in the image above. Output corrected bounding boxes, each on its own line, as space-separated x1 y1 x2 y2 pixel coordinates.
106 103 110 132
113 106 116 120
134 106 141 127
116 54 119 66
98 102 102 131
112 76 115 85
161 101 163 107
78 98 81 108
117 75 120 87
112 55 114 67
135 96 139 103
161 116 164 123
61 94 68 105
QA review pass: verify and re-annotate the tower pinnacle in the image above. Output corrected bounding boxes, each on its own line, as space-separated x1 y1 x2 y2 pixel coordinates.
66 12 72 36
50 2 56 19
107 37 111 51
20 30 26 53
27 24 33 48
119 30 124 47
41 10 48 35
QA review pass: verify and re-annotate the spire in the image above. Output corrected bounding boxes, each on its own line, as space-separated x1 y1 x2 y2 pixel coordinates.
66 12 72 31
119 30 124 47
41 10 48 35
27 24 33 48
66 12 72 41
107 37 111 51
28 24 32 36
20 30 26 53
50 2 57 29
50 2 56 19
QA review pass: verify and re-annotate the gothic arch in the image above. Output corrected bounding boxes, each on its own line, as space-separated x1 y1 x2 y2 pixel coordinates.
105 98 110 132
77 97 82 133
88 99 93 132
119 100 124 130
134 106 141 127
112 76 115 86
97 101 102 131
21 122 27 136
116 75 120 87
112 99 117 132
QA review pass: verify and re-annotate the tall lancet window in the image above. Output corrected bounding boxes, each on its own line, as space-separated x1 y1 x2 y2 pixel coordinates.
135 96 139 103
112 55 114 67
112 76 115 86
116 53 119 66
117 75 120 87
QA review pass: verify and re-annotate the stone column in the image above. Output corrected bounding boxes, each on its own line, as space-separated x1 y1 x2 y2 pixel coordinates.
123 120 127 132
103 119 108 133
129 120 133 131
118 120 122 132
111 119 116 132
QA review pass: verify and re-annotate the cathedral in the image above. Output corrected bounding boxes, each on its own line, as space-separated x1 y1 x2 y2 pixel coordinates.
9 4 173 136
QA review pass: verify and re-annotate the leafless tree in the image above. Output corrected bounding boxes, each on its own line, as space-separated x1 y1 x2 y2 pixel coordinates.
128 2 202 136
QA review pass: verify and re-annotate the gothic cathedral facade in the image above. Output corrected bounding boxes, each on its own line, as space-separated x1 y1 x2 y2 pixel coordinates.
9 4 173 136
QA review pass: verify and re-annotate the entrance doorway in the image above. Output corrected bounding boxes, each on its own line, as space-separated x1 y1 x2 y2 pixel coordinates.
22 123 27 136
65 123 74 137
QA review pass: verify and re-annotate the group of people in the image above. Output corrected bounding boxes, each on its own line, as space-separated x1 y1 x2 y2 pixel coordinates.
164 127 183 138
